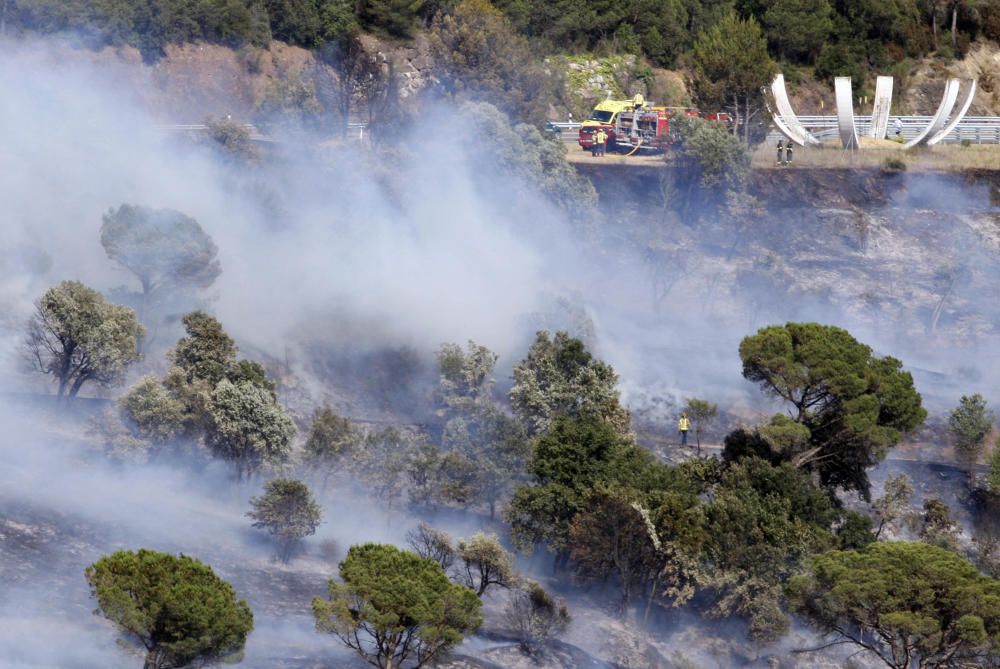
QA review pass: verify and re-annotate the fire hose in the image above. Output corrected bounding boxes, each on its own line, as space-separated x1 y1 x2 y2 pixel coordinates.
624 137 643 157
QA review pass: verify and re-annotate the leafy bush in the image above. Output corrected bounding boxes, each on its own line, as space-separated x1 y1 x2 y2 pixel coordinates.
881 156 907 173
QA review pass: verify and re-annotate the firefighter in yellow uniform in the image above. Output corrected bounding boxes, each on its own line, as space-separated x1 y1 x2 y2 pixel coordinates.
678 412 691 445
592 128 607 157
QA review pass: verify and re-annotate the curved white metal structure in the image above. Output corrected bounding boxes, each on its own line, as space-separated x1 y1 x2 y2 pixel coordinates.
869 75 894 139
770 74 821 147
835 77 859 150
767 74 978 150
904 78 960 149
928 79 977 146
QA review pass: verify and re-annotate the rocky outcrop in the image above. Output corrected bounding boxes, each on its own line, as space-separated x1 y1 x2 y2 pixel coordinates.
359 32 437 100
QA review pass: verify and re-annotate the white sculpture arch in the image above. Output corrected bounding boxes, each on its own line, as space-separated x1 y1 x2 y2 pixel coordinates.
869 76 894 139
904 78 960 149
770 73 821 147
927 79 977 146
769 74 977 151
835 77 859 150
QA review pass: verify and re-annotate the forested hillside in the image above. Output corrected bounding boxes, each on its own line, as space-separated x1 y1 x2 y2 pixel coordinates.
4 0 999 124
6 0 1000 62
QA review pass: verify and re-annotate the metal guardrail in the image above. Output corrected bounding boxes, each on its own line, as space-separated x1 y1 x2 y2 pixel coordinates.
159 122 368 140
162 117 999 145
785 115 1000 144
553 117 1000 144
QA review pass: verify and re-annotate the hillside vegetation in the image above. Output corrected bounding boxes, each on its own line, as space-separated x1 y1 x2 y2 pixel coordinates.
4 0 1000 130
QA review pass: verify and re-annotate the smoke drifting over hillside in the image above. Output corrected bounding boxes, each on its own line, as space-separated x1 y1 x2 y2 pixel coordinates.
6 37 998 418
2 33 1000 668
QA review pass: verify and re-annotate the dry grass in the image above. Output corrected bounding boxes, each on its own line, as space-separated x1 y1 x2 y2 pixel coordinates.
752 141 1000 172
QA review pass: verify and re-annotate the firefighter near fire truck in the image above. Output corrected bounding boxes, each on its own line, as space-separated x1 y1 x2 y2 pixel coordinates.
592 128 607 156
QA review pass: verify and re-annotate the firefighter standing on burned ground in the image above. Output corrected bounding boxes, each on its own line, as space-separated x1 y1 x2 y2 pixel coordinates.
678 412 691 445
776 139 784 165
785 140 793 165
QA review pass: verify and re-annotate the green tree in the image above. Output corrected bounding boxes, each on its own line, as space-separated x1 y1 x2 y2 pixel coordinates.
701 457 839 642
229 359 277 397
304 405 359 487
510 330 631 438
459 102 597 220
872 473 913 539
248 478 322 561
171 311 238 386
348 427 413 511
118 374 187 445
568 487 661 612
25 281 144 400
917 497 961 552
85 549 253 669
436 339 498 408
206 379 296 479
988 444 1000 493
761 0 833 61
101 205 221 327
690 13 776 142
312 543 482 668
674 115 752 191
429 0 550 122
837 510 876 549
456 532 517 596
8 0 264 59
684 397 718 454
357 0 423 36
434 340 529 519
128 311 280 446
506 414 632 564
829 0 928 63
789 541 1000 669
813 41 867 84
264 0 320 45
440 404 530 519
204 115 259 161
738 322 926 499
948 393 995 484
685 0 736 35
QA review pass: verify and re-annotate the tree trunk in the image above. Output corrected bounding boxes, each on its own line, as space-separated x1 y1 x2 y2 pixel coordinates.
932 11 938 49
68 373 89 398
620 578 632 615
57 346 74 401
744 97 752 144
951 5 958 49
642 572 660 625
733 94 741 139
144 647 165 669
